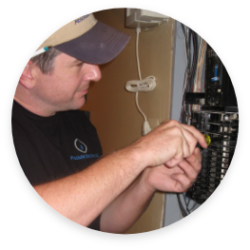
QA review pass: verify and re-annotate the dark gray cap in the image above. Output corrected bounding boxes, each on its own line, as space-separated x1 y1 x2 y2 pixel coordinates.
54 18 130 64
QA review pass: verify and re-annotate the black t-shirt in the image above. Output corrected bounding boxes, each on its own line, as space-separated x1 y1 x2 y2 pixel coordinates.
12 101 103 230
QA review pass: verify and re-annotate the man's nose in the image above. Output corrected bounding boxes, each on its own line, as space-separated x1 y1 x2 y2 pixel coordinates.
84 64 102 82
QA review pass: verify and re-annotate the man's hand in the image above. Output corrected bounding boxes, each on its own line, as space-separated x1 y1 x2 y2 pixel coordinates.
131 120 207 169
34 120 205 231
145 147 202 193
100 147 202 233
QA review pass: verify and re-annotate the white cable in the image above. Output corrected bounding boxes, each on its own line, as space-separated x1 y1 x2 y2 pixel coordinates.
134 27 147 123
125 27 156 135
136 27 142 80
126 76 156 123
125 76 156 92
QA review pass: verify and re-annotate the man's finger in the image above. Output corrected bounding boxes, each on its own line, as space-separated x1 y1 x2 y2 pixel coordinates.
181 124 208 149
178 159 200 183
171 173 192 192
193 147 202 163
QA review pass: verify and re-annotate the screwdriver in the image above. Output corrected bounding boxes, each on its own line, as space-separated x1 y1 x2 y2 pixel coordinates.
198 134 225 149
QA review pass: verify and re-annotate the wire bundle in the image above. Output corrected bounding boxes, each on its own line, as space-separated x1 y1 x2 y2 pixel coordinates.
179 25 203 124
125 76 156 92
178 24 207 216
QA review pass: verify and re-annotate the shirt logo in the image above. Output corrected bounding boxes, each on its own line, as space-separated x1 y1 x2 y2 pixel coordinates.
74 138 88 153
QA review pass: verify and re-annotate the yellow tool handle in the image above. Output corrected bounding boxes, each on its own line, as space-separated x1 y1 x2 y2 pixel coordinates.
203 134 211 146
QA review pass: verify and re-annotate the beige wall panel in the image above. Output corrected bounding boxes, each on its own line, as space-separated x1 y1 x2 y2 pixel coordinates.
83 8 175 233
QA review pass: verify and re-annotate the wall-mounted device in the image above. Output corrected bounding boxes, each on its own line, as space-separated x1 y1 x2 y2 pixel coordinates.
126 8 169 29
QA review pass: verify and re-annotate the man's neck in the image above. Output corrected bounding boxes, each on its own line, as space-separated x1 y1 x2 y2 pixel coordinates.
14 97 56 117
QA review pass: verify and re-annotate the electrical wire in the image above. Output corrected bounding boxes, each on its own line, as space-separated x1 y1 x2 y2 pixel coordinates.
179 26 201 124
126 76 156 122
187 202 198 214
178 24 202 216
193 38 207 93
136 27 142 81
134 27 148 123
177 193 188 217
184 104 192 120
190 31 198 92
125 27 157 135
126 76 156 92
179 24 191 123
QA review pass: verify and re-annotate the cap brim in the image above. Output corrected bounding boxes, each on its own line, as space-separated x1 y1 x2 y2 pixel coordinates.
54 21 130 65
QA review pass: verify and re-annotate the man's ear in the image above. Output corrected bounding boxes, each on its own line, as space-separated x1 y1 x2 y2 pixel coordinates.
19 61 36 89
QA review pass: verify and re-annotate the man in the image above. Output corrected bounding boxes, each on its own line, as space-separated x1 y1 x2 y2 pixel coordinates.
12 13 207 233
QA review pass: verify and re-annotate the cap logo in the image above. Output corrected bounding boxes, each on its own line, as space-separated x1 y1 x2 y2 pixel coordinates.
37 14 97 50
75 15 90 25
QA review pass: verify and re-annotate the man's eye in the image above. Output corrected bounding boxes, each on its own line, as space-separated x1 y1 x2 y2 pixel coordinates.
77 62 84 67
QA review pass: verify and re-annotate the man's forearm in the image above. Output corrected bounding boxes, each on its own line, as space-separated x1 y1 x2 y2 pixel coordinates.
100 168 155 233
34 147 145 227
34 120 206 228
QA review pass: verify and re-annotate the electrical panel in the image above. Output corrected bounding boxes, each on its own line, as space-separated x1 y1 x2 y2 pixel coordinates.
185 45 239 204
203 45 237 111
186 110 238 203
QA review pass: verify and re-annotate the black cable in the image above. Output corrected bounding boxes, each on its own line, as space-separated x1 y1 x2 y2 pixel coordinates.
193 32 199 91
177 193 188 217
183 27 197 120
178 26 201 213
190 31 198 91
180 24 192 123
184 194 191 214
188 31 197 119
186 200 198 214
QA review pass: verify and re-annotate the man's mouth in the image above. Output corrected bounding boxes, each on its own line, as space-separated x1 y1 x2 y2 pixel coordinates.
78 85 89 95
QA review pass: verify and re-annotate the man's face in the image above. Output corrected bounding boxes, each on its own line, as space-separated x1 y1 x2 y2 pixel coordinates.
33 53 101 114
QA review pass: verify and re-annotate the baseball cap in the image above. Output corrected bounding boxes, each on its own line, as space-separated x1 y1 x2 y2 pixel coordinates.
36 14 130 64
